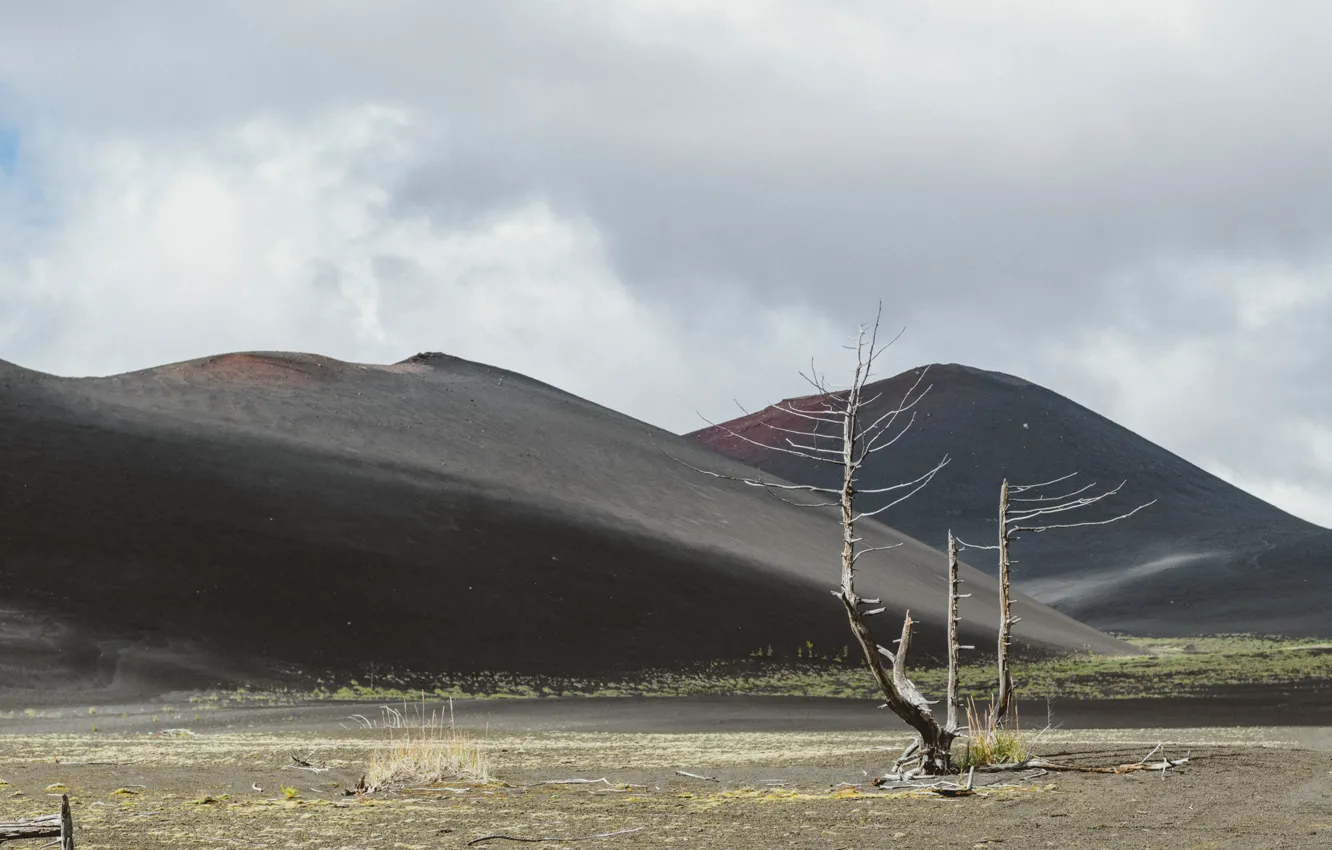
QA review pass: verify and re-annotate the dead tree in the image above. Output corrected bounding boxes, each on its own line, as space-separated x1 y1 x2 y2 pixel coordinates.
944 530 972 734
958 474 1154 725
669 307 959 774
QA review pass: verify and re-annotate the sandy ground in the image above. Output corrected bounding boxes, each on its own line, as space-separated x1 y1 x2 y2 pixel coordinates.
2 700 1330 849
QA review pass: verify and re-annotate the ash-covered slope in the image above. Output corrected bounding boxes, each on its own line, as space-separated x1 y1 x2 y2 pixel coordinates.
0 353 1126 702
690 364 1332 636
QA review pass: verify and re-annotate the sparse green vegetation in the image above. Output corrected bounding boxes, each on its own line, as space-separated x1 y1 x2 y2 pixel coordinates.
104 635 1326 714
200 634 1331 706
957 699 1032 769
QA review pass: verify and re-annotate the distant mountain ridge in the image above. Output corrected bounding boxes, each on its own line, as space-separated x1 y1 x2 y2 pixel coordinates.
689 363 1332 636
0 353 1127 702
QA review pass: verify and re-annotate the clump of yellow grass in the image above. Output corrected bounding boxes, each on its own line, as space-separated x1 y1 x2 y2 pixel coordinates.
365 695 489 790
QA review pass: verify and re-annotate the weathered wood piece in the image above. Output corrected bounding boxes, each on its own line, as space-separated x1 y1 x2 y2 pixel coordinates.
0 813 61 840
0 796 73 845
61 794 75 850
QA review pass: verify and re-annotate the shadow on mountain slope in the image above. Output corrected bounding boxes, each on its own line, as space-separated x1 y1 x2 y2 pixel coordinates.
690 363 1332 636
0 353 1126 702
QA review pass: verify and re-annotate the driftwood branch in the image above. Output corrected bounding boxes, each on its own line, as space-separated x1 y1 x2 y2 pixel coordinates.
974 756 1190 775
282 753 330 773
467 827 644 845
525 778 645 789
674 771 717 782
975 744 1190 777
0 815 60 841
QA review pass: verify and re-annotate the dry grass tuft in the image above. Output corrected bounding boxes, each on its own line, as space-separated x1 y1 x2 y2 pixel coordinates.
957 698 1031 769
365 697 490 790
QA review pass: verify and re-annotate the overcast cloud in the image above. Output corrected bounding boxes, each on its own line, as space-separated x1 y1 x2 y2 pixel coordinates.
1 1 1330 525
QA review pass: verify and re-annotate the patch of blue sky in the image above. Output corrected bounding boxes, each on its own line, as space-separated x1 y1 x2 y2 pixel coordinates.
0 127 16 175
0 122 56 232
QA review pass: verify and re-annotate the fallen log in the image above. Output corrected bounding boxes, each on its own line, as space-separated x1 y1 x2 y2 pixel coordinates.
0 794 74 847
0 813 60 840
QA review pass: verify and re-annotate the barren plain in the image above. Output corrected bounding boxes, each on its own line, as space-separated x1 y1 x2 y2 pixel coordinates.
2 694 1330 850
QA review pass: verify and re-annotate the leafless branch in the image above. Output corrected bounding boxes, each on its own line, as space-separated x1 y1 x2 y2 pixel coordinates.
852 456 951 521
851 542 905 563
858 370 932 456
782 439 846 456
740 411 839 444
1008 472 1079 493
863 410 923 457
1007 481 1098 503
953 537 1000 551
798 366 830 397
1010 500 1157 536
695 414 845 466
654 444 839 496
858 390 886 408
1004 482 1126 523
856 456 952 496
771 400 845 423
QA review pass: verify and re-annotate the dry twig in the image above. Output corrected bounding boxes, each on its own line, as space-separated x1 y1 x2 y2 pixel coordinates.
282 752 329 773
467 827 644 845
526 778 645 789
674 771 717 781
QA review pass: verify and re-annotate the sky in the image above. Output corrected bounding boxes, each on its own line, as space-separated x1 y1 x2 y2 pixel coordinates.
0 2 1330 526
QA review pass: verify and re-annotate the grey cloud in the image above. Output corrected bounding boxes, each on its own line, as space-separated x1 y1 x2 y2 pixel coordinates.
1 2 1331 522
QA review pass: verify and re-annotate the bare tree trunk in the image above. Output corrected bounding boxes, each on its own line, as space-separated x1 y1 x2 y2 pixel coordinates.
962 474 1153 726
946 530 962 733
836 419 955 770
837 598 954 772
994 479 1016 725
669 306 957 774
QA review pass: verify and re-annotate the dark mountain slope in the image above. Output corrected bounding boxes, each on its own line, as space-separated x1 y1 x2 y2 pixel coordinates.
690 363 1332 636
0 353 1127 702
